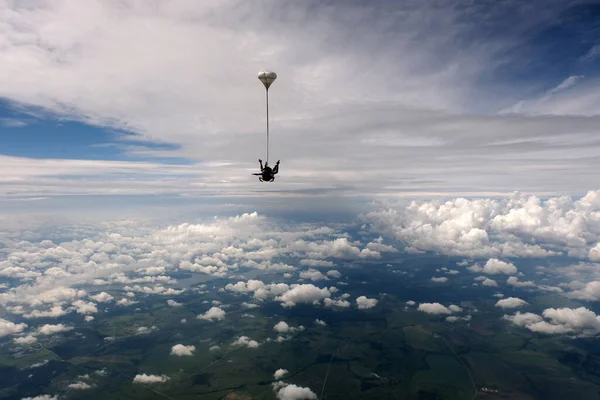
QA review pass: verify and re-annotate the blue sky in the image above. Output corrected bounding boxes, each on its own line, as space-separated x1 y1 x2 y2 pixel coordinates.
0 0 599 209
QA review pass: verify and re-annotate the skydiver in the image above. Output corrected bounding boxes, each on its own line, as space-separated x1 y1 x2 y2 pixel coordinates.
257 159 280 182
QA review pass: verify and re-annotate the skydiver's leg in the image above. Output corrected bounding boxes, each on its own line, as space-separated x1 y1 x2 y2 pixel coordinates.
259 159 264 171
273 161 279 174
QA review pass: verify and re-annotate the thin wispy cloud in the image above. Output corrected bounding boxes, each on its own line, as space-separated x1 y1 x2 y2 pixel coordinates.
0 0 598 203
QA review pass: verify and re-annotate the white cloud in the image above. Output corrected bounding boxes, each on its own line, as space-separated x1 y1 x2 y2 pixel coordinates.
241 302 259 309
359 248 381 259
507 276 536 288
273 382 318 400
171 344 195 356
21 396 58 400
27 360 50 369
299 269 328 282
589 243 600 261
68 382 92 390
37 324 72 335
326 270 341 278
274 369 289 380
300 259 334 268
481 278 498 287
356 296 378 309
417 303 452 315
143 266 166 275
274 284 331 308
448 305 462 313
84 316 95 322
314 319 327 326
23 305 67 319
495 297 527 309
133 374 170 384
71 300 98 314
505 307 600 337
90 292 114 303
324 298 351 308
431 277 448 283
232 336 259 348
362 192 600 259
117 298 137 306
198 307 226 321
405 300 416 306
136 326 157 335
482 259 518 275
274 321 290 333
14 335 37 345
167 299 182 307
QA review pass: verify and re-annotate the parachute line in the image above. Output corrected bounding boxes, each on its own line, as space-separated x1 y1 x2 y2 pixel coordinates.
266 87 269 164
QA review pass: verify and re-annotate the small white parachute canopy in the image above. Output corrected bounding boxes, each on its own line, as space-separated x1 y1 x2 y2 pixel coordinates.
258 70 277 90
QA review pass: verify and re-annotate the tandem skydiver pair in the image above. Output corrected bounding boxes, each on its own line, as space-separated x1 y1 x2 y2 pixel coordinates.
254 70 281 183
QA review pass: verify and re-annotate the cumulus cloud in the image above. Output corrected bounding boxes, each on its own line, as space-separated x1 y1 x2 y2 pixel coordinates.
300 259 334 268
37 324 72 335
274 284 331 308
274 321 291 333
71 300 98 314
356 296 378 309
272 382 318 400
324 298 351 308
418 303 452 315
314 319 327 326
14 334 37 345
448 305 462 313
482 259 518 275
232 336 259 348
0 214 375 324
143 266 166 276
23 305 68 319
507 276 536 288
431 277 448 283
590 243 600 261
362 192 600 260
133 374 170 384
26 360 49 369
495 297 528 309
198 307 226 321
167 299 182 307
171 344 195 356
21 396 57 400
90 292 114 303
505 307 600 337
359 248 381 259
481 278 498 287
274 369 289 380
117 298 137 306
326 270 341 278
68 382 92 390
299 269 328 281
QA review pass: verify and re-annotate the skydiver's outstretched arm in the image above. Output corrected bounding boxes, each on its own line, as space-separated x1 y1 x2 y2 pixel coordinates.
273 160 280 174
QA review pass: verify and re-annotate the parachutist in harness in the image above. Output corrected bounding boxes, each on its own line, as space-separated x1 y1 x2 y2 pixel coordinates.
254 159 280 182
